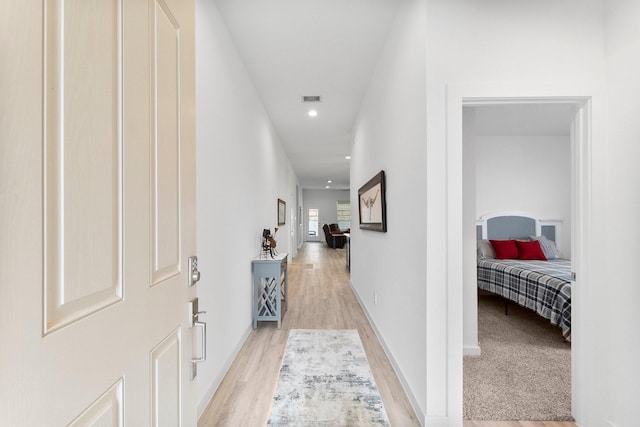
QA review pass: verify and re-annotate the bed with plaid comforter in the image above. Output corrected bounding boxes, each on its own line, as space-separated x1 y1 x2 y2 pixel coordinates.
477 259 572 339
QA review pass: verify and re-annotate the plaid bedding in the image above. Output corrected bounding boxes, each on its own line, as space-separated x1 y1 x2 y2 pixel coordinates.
477 259 572 339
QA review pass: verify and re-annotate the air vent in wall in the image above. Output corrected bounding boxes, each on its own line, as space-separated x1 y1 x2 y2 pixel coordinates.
302 96 322 102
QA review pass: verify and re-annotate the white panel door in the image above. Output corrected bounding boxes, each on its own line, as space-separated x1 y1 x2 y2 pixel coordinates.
0 0 197 425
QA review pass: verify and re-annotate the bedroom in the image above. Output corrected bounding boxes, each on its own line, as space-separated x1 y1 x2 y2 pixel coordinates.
462 103 574 421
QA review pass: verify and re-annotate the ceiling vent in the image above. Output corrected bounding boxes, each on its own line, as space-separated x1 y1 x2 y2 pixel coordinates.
302 95 322 103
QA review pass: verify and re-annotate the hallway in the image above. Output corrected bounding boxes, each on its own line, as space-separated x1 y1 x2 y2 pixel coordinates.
198 242 420 426
197 242 581 427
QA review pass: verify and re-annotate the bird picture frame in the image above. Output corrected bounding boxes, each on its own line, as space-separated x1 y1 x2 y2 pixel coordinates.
358 170 387 232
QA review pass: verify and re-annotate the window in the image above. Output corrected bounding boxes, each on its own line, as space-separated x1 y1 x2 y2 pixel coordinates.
308 208 319 236
336 201 351 231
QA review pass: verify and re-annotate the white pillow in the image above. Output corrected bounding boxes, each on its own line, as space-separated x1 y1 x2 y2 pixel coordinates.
529 235 564 259
477 239 496 259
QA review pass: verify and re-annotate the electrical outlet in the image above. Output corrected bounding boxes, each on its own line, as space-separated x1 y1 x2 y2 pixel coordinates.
374 292 378 305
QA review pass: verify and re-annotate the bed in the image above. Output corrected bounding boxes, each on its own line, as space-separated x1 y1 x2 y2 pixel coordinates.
476 213 572 339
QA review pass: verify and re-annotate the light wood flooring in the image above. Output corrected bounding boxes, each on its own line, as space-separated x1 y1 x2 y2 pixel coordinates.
198 242 419 426
197 242 577 427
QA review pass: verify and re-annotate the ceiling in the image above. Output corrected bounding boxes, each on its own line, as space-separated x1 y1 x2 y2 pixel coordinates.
214 0 402 190
212 3 572 189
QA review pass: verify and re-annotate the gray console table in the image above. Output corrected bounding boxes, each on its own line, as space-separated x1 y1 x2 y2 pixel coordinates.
251 253 288 329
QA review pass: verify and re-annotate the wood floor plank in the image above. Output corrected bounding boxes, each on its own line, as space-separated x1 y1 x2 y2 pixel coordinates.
197 242 420 426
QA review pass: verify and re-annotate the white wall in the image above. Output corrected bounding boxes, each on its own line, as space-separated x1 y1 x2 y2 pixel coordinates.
195 0 299 416
603 2 640 426
302 189 350 241
351 0 427 421
426 1 607 425
475 135 571 256
462 109 478 355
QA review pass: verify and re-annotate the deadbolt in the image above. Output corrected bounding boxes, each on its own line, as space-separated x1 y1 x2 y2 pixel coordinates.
188 256 201 286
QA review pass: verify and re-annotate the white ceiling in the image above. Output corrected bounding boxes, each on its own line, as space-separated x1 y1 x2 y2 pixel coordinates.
213 0 402 190
212 3 572 189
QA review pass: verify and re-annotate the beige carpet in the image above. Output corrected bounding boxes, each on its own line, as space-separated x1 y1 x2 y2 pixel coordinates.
464 295 572 421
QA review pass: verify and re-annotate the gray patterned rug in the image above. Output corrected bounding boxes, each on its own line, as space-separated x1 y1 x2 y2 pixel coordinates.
268 329 390 426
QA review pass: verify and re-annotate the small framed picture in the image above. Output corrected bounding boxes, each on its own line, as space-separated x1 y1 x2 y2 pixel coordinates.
278 199 286 225
358 171 387 232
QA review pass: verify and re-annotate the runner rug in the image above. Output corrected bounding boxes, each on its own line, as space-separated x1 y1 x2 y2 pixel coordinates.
268 329 391 426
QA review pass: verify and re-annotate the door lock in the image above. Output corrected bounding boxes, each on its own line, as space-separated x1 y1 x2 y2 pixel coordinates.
189 297 207 380
188 256 201 286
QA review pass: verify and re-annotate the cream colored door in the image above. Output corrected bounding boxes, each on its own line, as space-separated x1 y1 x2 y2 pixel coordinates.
0 0 196 425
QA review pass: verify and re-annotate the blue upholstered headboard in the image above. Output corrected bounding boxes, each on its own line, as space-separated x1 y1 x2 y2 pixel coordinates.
476 212 562 248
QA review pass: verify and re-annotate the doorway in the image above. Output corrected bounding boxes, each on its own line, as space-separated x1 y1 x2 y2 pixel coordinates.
443 87 593 425
462 103 574 420
307 208 320 241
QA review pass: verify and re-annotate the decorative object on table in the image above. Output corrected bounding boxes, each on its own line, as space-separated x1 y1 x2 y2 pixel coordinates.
261 227 279 258
268 329 390 426
358 170 387 232
277 198 286 225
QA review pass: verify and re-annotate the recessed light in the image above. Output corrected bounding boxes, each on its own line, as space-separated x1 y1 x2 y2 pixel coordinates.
325 185 330 189
345 155 351 160
302 95 322 103
327 180 332 183
308 110 318 117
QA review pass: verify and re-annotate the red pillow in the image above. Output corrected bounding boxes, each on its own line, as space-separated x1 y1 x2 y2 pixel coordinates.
515 240 547 260
489 239 518 259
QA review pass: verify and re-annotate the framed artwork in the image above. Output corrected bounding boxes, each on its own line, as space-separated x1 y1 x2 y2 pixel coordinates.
358 170 387 232
278 199 286 225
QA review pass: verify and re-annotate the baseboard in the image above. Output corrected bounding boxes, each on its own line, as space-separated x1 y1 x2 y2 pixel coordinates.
463 345 481 356
349 280 426 427
196 324 253 419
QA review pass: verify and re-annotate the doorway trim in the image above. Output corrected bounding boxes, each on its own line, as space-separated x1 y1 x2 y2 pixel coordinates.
444 83 594 426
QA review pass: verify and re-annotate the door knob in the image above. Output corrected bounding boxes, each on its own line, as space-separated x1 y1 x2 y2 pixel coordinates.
191 321 206 364
189 298 207 380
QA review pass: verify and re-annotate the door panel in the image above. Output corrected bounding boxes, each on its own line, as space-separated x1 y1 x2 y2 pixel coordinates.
68 379 124 427
151 328 182 426
0 0 196 425
43 0 123 334
151 0 182 285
